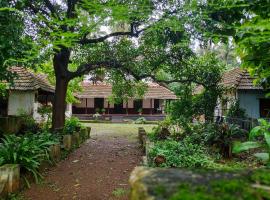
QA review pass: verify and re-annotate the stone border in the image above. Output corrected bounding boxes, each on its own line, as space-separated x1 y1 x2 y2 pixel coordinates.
138 127 154 166
0 127 91 197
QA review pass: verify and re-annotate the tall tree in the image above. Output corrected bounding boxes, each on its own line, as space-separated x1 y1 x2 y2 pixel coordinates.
11 0 187 129
0 1 31 81
193 0 270 89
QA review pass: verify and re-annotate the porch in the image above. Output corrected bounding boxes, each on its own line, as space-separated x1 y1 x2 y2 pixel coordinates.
72 98 170 115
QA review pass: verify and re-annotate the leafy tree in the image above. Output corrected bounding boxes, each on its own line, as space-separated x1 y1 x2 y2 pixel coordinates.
0 2 32 81
6 0 196 129
193 0 270 90
169 53 224 126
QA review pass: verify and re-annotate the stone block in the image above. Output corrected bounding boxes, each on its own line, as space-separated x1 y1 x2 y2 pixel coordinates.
86 127 91 138
80 128 88 142
0 164 20 197
63 135 72 150
138 127 146 145
129 167 270 200
49 144 61 162
72 132 81 147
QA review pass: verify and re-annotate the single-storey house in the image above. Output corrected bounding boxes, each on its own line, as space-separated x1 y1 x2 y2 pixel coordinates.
72 82 177 120
215 68 269 119
0 67 56 121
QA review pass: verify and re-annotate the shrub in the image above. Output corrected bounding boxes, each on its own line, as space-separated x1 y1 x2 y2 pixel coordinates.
204 123 244 158
63 117 81 135
134 117 147 124
19 112 41 134
148 139 212 168
0 131 59 182
226 101 247 119
233 119 270 165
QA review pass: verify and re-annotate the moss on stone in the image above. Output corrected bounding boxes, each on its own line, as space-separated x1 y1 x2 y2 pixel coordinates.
169 171 270 200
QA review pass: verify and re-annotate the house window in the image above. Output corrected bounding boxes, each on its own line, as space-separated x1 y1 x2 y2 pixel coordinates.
259 99 270 118
134 99 143 112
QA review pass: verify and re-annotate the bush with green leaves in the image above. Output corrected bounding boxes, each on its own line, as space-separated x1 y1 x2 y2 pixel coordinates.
63 117 82 135
134 117 147 124
226 101 247 119
203 123 244 158
0 131 59 182
148 138 212 168
233 119 270 166
18 111 41 134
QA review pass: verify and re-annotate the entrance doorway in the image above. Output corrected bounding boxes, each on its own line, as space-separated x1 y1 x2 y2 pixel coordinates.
114 101 124 114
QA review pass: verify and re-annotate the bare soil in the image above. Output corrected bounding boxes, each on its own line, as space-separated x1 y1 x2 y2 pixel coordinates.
22 123 155 200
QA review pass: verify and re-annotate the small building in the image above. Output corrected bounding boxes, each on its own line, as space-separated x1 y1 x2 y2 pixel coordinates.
72 82 177 121
0 67 55 121
215 68 269 119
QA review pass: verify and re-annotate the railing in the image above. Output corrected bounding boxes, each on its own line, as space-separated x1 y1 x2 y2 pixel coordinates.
214 116 270 131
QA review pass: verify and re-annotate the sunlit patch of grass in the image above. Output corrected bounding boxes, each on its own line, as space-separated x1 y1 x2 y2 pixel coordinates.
112 188 127 197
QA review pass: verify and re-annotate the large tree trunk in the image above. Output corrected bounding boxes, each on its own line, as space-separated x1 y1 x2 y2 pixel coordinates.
52 48 71 130
52 76 69 130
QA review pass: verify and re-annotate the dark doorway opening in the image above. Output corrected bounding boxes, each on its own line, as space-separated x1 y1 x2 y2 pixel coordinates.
114 101 124 114
134 99 143 113
154 99 161 114
94 98 104 112
260 98 270 118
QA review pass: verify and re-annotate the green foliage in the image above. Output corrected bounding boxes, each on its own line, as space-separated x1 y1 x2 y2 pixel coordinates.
204 123 244 158
63 117 82 135
112 188 127 197
169 172 270 200
134 117 147 124
199 0 270 92
168 53 224 127
233 119 270 165
0 2 33 81
38 105 52 130
0 131 59 182
0 83 7 98
18 112 40 134
226 101 247 119
148 139 212 168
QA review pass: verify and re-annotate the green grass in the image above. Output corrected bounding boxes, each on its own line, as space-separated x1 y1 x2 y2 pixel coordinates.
112 188 127 197
82 123 156 142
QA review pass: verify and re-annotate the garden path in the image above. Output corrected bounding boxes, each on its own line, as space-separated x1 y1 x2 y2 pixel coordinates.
22 123 155 200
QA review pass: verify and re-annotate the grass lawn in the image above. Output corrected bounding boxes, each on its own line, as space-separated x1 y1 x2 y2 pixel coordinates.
82 123 157 142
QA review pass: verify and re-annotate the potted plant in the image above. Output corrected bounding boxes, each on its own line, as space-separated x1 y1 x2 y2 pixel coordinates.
95 108 100 114
101 108 106 115
138 108 143 115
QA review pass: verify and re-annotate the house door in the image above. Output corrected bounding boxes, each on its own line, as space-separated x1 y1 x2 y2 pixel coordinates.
94 98 104 113
260 99 270 118
154 99 161 114
114 101 123 114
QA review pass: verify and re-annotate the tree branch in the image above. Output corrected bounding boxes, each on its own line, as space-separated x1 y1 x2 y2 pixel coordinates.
79 28 145 45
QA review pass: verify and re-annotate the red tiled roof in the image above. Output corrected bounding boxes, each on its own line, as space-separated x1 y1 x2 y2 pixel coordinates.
5 66 55 93
222 67 262 90
194 67 262 94
77 82 177 99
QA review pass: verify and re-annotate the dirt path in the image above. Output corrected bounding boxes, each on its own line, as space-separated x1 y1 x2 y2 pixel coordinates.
23 124 155 200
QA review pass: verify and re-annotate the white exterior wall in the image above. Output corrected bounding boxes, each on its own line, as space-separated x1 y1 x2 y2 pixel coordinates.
65 103 72 118
87 98 94 108
143 99 151 108
238 90 265 119
8 90 35 116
